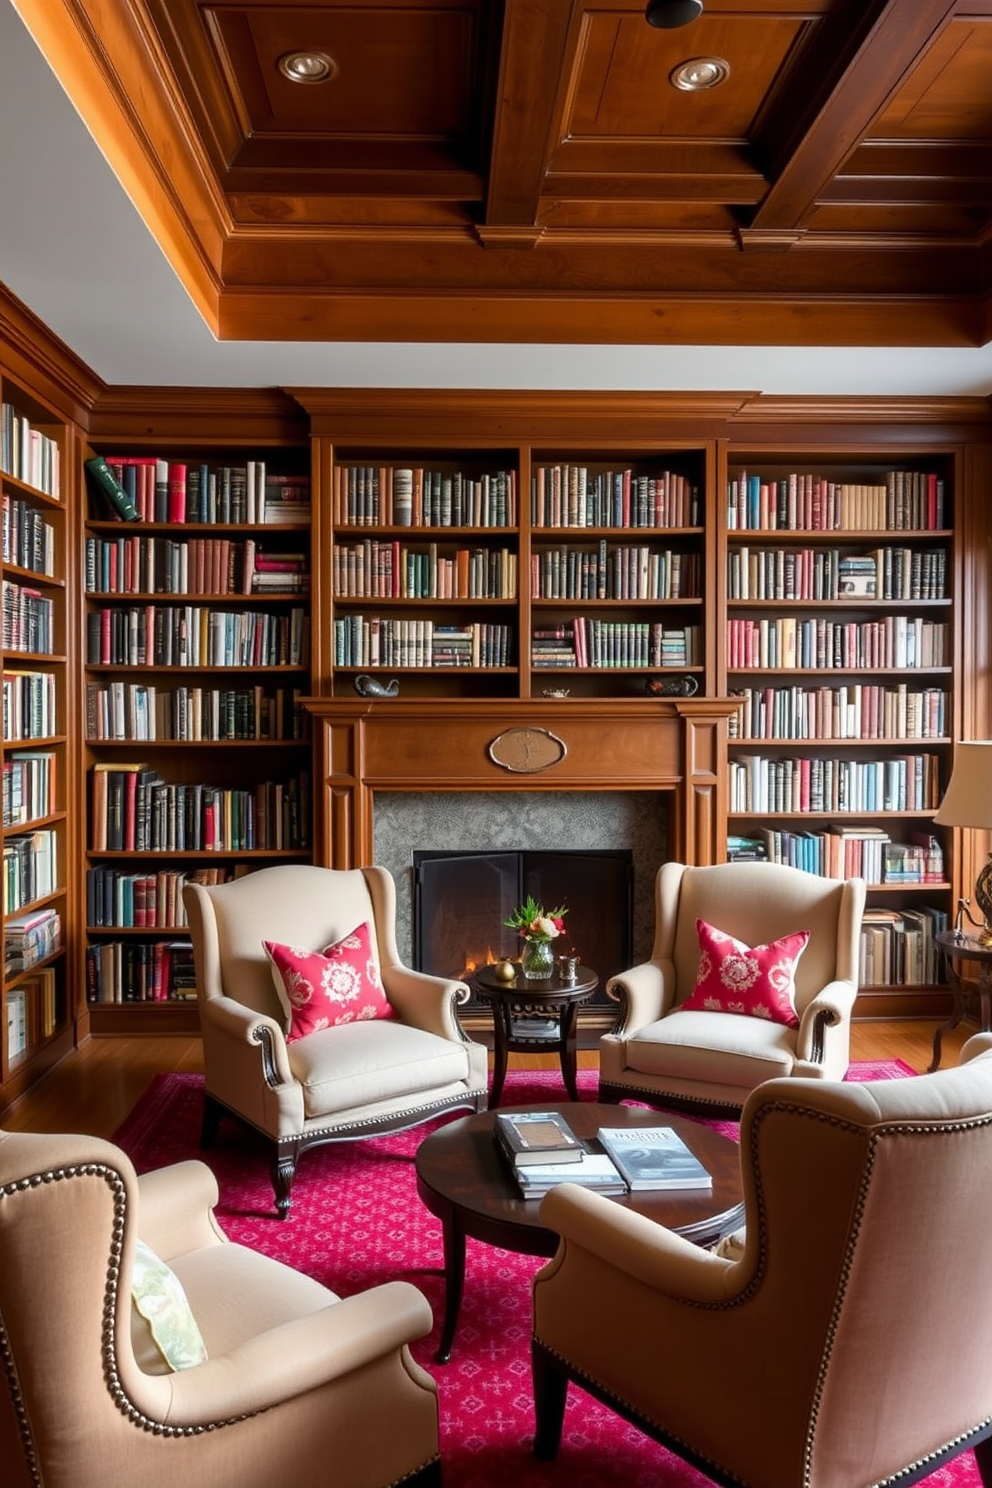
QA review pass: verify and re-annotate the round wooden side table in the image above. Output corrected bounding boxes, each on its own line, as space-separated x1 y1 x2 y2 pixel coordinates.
929 930 992 1071
473 962 598 1106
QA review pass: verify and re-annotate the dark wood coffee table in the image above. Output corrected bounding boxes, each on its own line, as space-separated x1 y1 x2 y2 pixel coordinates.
415 1101 744 1362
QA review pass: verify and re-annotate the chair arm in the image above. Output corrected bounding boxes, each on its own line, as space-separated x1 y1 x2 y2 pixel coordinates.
155 1281 434 1426
382 964 469 1042
604 959 674 1035
200 994 295 1085
794 978 858 1065
538 1185 737 1303
137 1161 225 1259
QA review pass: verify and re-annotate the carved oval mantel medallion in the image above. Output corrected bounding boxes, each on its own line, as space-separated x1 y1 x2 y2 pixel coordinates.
488 727 567 774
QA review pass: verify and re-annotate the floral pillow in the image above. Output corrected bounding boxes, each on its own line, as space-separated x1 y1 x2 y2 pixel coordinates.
264 922 393 1042
131 1238 208 1372
678 918 809 1027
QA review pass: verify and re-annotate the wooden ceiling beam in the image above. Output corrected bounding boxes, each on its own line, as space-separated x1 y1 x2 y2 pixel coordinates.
748 0 960 235
483 0 577 236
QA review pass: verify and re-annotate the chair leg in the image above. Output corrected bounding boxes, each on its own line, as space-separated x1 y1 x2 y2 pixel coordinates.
272 1142 300 1220
200 1092 223 1150
532 1341 569 1460
973 1433 992 1488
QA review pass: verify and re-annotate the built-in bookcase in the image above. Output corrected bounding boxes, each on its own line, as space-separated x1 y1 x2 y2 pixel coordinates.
324 442 710 701
81 433 314 1031
0 371 72 1101
722 450 959 1006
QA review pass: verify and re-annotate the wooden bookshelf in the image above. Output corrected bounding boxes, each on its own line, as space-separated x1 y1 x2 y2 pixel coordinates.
0 364 75 1102
80 396 314 1032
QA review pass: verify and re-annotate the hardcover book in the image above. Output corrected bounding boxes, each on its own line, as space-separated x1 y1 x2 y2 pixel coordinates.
597 1126 712 1192
494 1110 583 1166
511 1150 626 1199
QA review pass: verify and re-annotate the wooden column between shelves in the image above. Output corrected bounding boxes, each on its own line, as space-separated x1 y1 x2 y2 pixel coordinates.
302 697 737 870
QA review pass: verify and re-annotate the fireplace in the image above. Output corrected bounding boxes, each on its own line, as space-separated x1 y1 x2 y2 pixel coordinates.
414 849 633 1009
303 695 735 1030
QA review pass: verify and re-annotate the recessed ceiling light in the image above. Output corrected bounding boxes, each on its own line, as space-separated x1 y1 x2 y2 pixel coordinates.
278 51 336 84
670 56 730 91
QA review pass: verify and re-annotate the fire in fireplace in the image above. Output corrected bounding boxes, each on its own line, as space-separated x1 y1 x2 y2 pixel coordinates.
413 849 633 1009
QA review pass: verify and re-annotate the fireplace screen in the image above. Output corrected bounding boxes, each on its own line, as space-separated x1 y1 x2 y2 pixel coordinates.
413 849 633 1009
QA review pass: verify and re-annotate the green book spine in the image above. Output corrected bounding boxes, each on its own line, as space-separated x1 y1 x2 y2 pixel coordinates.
85 456 140 522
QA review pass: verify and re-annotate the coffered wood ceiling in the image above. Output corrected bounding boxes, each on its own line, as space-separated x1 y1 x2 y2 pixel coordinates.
19 0 992 348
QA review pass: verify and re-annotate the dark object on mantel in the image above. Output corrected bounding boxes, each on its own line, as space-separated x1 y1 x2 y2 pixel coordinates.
646 674 699 698
354 674 400 698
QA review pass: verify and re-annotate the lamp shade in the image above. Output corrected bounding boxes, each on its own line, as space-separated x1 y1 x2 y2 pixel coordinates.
934 742 992 830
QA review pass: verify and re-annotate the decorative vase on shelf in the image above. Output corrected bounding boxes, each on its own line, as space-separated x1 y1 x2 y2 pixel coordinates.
521 936 555 980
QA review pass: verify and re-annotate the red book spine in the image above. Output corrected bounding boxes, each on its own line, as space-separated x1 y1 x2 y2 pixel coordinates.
168 463 187 522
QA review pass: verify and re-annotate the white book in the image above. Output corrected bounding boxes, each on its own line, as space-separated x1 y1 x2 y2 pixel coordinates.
597 1127 712 1192
512 1150 626 1199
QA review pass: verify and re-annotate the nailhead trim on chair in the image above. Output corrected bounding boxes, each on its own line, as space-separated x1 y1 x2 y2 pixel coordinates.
0 1161 256 1469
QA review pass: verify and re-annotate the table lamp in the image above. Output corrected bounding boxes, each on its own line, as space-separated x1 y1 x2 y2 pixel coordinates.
934 741 992 944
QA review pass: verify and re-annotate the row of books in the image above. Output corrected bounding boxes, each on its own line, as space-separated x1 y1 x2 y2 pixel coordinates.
725 469 946 532
85 605 310 668
85 682 306 742
494 1110 712 1199
531 620 700 670
726 546 947 601
90 767 311 853
4 905 61 974
726 616 950 671
2 668 56 742
6 967 58 1060
859 906 948 987
85 940 196 1003
728 826 945 883
531 544 701 601
531 465 701 530
3 828 57 915
3 494 56 576
86 867 218 928
728 684 948 742
333 616 512 669
87 455 310 526
727 751 941 814
332 540 518 600
84 536 309 597
1 402 61 499
2 581 54 654
333 465 517 529
2 749 56 828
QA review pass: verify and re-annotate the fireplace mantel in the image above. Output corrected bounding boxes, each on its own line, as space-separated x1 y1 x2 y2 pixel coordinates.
303 697 737 870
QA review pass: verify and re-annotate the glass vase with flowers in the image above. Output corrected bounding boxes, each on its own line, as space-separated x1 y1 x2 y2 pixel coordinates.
505 895 568 980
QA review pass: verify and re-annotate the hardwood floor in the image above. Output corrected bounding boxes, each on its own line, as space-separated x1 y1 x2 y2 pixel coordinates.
0 1018 974 1140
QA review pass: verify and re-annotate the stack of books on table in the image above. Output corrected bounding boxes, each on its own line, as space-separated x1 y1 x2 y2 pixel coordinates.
494 1110 626 1199
596 1126 713 1192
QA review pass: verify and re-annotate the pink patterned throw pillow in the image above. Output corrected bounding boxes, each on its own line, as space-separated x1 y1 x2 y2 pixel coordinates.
264 922 393 1042
679 918 809 1027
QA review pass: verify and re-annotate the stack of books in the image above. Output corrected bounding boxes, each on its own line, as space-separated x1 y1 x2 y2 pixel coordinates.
494 1110 626 1199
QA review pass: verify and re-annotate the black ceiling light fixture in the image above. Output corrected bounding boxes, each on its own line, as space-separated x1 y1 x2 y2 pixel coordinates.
645 0 703 27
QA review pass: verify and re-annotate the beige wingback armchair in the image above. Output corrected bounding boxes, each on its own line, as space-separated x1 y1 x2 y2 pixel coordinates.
184 863 488 1216
599 860 866 1116
0 1128 440 1488
534 1034 992 1488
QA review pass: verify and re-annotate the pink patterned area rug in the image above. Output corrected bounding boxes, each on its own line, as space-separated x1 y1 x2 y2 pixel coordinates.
114 1062 976 1488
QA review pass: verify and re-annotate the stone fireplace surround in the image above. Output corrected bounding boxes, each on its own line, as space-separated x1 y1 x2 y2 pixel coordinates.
304 696 735 1020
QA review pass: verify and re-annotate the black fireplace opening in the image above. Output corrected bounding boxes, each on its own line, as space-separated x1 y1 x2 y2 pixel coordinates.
413 849 633 1009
